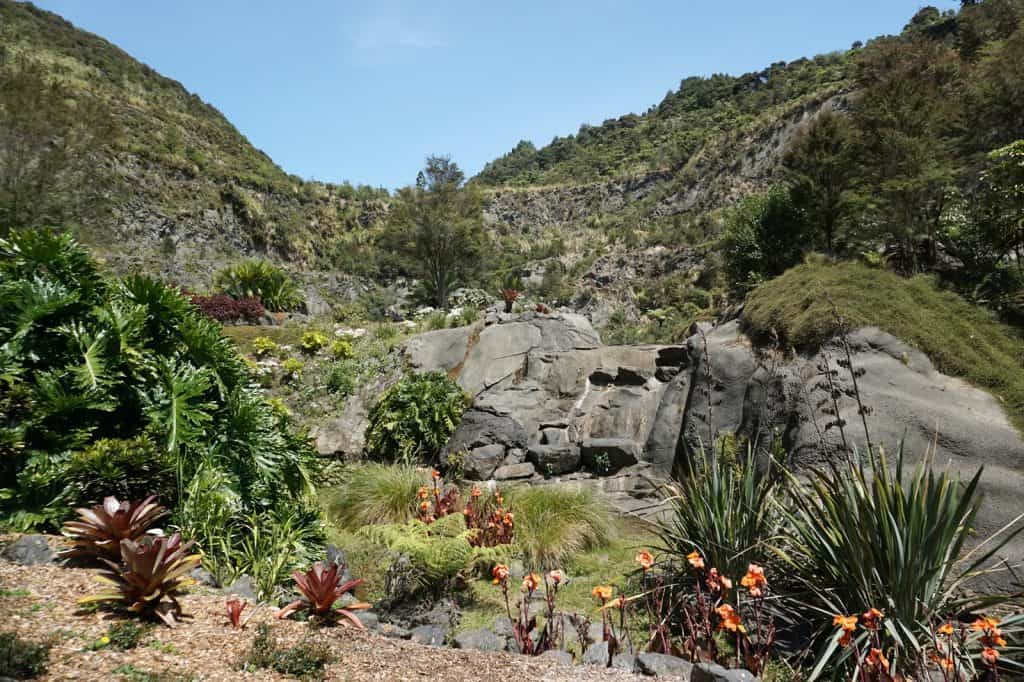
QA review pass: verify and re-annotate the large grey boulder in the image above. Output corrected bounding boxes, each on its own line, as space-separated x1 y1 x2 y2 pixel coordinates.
463 443 506 480
528 443 581 475
443 408 529 458
410 624 447 647
691 662 758 682
581 640 610 666
580 438 640 474
453 628 505 652
540 650 575 666
1 535 53 566
637 652 694 678
493 462 536 480
404 326 473 373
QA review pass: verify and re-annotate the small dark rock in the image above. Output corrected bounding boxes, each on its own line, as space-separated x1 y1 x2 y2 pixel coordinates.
378 623 411 639
453 628 505 652
190 566 218 587
355 611 380 630
410 624 447 647
691 662 759 682
612 653 638 672
637 652 694 678
582 640 610 666
2 535 54 566
540 649 575 666
223 575 258 602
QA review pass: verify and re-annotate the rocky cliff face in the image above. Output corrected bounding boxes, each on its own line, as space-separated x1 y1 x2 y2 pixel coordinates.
316 311 1024 574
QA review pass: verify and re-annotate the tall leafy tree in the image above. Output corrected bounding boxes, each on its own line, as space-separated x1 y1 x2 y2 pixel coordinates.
383 156 485 308
784 109 856 254
850 37 962 271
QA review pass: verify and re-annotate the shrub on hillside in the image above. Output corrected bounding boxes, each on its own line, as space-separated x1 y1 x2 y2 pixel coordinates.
364 371 469 466
188 293 264 323
214 259 302 312
64 437 176 508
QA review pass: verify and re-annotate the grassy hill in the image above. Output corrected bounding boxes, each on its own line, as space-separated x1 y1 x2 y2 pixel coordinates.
0 0 389 284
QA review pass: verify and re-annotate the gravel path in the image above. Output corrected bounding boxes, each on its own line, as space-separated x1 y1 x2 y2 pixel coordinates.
1 559 646 681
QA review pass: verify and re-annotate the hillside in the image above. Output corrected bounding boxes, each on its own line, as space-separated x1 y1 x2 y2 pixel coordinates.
0 0 388 286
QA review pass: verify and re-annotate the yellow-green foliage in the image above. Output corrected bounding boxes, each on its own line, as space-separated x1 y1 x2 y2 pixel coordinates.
743 260 1024 430
252 336 279 358
280 357 304 381
329 338 353 359
323 463 429 529
299 331 329 354
506 486 616 570
360 514 511 588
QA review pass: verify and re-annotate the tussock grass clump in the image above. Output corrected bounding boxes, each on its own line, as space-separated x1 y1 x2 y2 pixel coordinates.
507 486 616 570
324 463 429 529
744 260 1024 430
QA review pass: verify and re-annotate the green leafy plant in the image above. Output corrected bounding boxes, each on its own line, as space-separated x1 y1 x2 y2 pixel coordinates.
238 624 335 680
654 445 783 581
90 621 153 650
80 532 201 626
325 363 355 396
299 331 328 354
778 443 1024 678
214 259 302 312
61 495 168 562
364 371 469 466
0 631 51 679
277 561 368 625
64 438 175 509
506 486 615 570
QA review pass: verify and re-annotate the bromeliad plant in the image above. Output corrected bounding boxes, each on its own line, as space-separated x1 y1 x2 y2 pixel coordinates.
277 561 369 626
225 597 252 629
80 532 200 626
500 288 520 313
61 495 167 562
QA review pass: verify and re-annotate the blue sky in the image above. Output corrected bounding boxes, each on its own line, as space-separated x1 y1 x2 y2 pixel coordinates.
33 1 958 189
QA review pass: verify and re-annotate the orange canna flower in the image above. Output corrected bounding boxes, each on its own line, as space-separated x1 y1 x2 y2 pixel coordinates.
982 646 1000 667
686 550 704 570
866 648 890 673
592 585 613 603
502 512 514 526
982 633 1008 648
716 604 746 633
740 564 768 597
972 616 1000 632
930 653 955 672
635 550 655 571
604 595 625 609
419 500 430 512
706 568 732 593
522 573 541 592
833 614 858 632
431 469 441 480
417 486 430 499
548 569 564 586
839 631 853 648
471 486 482 498
862 608 884 629
937 622 955 636
492 564 510 585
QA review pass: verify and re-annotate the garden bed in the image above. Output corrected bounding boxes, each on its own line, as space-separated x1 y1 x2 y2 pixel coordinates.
0 558 644 681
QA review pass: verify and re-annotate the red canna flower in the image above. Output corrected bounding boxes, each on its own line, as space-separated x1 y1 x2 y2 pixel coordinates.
706 568 732 593
547 569 564 586
635 550 655 571
866 648 890 673
522 573 541 592
862 608 884 630
982 646 1000 667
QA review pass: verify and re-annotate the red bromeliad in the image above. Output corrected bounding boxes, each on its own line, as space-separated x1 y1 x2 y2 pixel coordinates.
277 561 370 626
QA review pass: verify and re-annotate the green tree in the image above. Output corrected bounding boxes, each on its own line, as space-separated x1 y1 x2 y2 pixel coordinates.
0 60 112 233
783 109 857 253
383 156 485 308
850 37 962 272
977 140 1024 270
720 186 810 293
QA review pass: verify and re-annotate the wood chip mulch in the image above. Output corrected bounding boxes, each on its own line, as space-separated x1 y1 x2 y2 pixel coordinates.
1 551 643 681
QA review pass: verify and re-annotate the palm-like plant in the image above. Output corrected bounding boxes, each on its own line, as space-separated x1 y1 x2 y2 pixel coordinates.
61 495 167 562
277 561 369 626
653 444 784 581
778 443 1024 678
81 532 200 626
